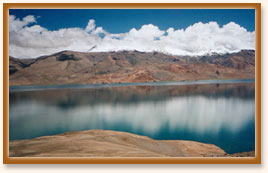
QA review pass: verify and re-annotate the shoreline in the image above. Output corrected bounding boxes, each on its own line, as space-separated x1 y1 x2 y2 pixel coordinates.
9 78 255 92
9 129 254 157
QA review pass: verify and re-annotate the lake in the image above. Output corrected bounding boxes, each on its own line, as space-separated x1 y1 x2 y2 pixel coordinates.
9 79 255 154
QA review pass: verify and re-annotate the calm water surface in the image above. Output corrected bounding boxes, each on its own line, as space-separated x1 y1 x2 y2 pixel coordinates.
9 80 255 154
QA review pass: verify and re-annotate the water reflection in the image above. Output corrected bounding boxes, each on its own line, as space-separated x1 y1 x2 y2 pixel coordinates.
9 83 255 154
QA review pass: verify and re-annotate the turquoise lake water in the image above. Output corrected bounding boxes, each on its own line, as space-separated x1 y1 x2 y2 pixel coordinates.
9 79 255 154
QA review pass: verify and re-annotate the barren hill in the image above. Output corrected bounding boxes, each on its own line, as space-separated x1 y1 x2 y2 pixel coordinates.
9 50 255 86
10 129 226 157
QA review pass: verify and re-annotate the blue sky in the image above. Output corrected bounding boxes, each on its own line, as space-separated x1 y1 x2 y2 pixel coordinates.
10 9 255 33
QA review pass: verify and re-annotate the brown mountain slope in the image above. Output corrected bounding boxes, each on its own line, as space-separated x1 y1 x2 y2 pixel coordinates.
9 50 255 86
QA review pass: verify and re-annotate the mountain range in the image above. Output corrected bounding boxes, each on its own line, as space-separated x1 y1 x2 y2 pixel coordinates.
9 50 255 86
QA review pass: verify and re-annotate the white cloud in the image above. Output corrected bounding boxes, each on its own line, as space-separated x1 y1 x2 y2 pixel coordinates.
85 19 96 32
127 24 165 40
9 15 255 59
9 15 36 32
24 25 47 33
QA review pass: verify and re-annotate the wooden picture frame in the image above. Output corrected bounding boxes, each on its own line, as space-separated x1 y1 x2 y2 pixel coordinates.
3 3 261 164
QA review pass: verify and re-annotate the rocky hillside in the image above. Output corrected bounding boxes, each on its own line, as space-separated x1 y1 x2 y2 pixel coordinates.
9 50 255 86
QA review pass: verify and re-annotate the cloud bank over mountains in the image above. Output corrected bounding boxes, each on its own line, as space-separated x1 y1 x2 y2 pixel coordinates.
9 15 255 59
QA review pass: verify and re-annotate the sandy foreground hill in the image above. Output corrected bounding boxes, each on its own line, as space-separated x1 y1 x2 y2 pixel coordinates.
9 50 255 86
10 130 225 157
9 130 254 157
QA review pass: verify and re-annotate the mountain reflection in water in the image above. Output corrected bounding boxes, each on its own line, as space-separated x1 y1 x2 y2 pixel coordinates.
9 82 255 154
